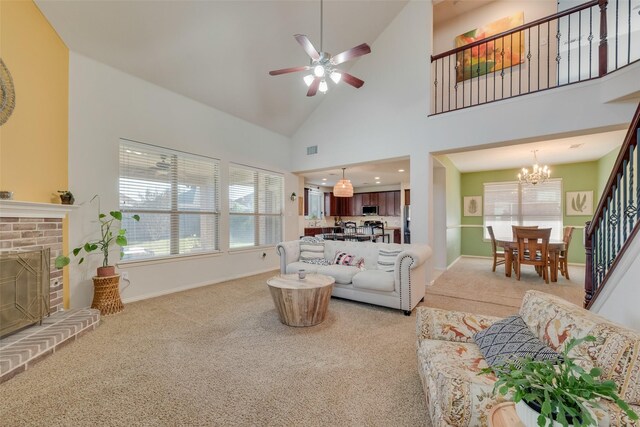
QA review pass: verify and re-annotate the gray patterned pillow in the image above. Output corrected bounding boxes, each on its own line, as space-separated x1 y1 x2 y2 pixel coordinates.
473 315 562 368
299 236 325 262
377 248 401 272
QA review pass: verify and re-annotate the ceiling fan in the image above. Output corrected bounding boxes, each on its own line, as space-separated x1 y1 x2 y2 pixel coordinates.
268 0 371 97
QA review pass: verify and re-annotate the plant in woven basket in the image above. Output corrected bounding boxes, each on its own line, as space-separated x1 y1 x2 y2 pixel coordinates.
481 336 638 426
55 210 140 277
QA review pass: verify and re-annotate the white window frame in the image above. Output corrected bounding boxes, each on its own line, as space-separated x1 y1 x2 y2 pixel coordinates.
483 178 563 241
119 139 221 262
228 163 284 250
305 188 324 219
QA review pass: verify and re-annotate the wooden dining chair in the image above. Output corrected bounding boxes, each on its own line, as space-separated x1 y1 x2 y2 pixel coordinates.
511 225 539 239
515 228 551 284
557 226 574 280
487 226 505 272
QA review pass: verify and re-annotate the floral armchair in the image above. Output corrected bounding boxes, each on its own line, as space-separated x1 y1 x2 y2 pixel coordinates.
416 290 640 427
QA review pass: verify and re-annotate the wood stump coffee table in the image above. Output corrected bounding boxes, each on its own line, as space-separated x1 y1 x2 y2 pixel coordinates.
266 274 335 327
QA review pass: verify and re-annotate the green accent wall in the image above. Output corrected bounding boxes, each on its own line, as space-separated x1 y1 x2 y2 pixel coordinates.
460 161 602 264
436 155 462 267
597 147 619 201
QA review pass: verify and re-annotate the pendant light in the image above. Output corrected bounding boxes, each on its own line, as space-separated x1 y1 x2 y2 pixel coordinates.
333 168 353 197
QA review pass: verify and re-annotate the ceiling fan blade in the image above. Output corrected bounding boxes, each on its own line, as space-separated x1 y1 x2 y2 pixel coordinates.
331 43 371 66
341 73 365 89
294 34 321 61
307 77 321 97
269 66 310 76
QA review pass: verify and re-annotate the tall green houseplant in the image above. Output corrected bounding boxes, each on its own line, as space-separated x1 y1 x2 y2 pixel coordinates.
55 211 140 277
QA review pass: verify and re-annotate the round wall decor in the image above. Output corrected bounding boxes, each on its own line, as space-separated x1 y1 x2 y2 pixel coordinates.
0 59 16 126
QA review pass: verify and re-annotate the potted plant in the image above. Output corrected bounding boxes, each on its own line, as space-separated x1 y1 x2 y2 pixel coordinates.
55 210 140 277
57 190 75 205
482 336 638 427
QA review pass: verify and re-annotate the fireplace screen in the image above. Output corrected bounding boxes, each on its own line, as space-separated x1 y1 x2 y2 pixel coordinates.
0 248 50 337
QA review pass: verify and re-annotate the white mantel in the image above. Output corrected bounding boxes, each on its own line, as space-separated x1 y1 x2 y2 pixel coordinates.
0 200 78 218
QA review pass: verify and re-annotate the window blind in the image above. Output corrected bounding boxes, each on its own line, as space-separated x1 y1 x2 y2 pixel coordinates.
229 164 283 249
119 139 220 260
483 179 562 241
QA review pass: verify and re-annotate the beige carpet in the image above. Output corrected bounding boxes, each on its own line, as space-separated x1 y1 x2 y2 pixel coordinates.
421 257 586 317
0 271 429 426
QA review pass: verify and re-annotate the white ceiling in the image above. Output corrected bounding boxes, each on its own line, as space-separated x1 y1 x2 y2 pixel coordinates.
35 0 408 137
444 130 626 173
302 158 410 188
299 129 626 186
433 0 495 26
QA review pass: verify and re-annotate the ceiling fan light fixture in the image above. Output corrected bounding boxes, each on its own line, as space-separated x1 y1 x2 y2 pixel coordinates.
319 80 328 93
330 71 342 84
313 65 325 77
303 75 315 86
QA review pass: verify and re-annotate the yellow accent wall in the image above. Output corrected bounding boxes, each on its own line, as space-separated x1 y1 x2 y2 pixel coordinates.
0 0 70 307
0 0 68 201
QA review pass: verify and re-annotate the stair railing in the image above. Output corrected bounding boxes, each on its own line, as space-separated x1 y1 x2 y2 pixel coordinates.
584 102 640 308
430 0 640 114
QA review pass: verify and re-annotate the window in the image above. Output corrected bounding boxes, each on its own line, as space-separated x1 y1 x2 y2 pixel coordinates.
119 139 220 260
229 164 284 249
306 188 323 219
483 179 562 241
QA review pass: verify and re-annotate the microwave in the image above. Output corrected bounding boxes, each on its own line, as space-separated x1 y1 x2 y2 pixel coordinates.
362 206 378 216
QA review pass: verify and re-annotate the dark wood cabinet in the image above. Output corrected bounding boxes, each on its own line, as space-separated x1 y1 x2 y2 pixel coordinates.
404 189 410 206
304 188 309 216
377 192 387 216
394 191 402 216
352 193 363 216
394 228 401 244
324 192 353 217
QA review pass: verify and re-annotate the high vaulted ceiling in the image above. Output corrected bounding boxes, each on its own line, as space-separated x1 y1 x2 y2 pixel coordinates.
36 0 408 137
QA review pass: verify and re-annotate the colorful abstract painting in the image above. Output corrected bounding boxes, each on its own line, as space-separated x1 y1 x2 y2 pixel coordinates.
455 12 525 83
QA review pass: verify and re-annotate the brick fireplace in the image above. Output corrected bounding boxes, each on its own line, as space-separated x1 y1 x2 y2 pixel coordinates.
0 203 71 314
0 200 101 383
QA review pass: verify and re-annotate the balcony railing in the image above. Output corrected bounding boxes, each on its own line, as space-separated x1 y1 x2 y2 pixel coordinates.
430 0 640 115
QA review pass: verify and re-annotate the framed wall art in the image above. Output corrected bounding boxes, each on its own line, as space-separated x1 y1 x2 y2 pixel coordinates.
454 12 525 82
566 191 593 216
464 196 482 217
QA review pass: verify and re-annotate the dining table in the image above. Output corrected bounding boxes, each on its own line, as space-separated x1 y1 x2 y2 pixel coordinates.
496 239 566 282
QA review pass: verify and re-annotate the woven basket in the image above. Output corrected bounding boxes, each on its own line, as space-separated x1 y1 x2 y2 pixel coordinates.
91 275 124 315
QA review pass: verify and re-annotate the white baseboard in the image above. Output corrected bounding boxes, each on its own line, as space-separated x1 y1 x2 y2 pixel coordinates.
121 267 279 304
446 255 462 269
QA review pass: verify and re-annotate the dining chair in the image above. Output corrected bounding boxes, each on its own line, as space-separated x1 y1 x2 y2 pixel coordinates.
511 225 539 240
487 226 505 272
371 224 389 243
557 226 574 280
515 228 551 284
343 221 358 241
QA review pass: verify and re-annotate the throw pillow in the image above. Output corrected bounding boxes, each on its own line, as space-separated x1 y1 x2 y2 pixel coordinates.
377 248 401 272
302 258 331 266
473 315 562 368
299 237 325 262
333 250 364 268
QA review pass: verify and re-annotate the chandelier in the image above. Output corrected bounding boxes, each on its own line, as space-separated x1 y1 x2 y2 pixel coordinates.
333 168 353 197
518 150 550 185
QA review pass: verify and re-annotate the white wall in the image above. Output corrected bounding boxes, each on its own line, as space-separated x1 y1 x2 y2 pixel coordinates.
591 228 640 331
68 52 297 307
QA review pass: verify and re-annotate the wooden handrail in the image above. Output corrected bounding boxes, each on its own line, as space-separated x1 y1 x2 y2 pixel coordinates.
431 0 598 61
587 103 640 237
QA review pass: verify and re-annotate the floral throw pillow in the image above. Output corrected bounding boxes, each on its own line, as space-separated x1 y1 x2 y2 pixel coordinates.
333 250 364 269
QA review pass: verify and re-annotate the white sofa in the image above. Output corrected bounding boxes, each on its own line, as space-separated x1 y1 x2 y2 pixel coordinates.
276 239 432 315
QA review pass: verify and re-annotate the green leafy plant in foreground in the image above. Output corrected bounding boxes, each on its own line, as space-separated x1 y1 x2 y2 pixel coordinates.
481 336 638 426
55 211 140 269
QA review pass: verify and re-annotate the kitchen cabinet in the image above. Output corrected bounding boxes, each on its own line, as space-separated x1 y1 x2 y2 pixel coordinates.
394 228 401 244
304 188 309 216
352 193 363 217
377 192 387 216
324 192 353 217
394 191 402 216
404 189 410 206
